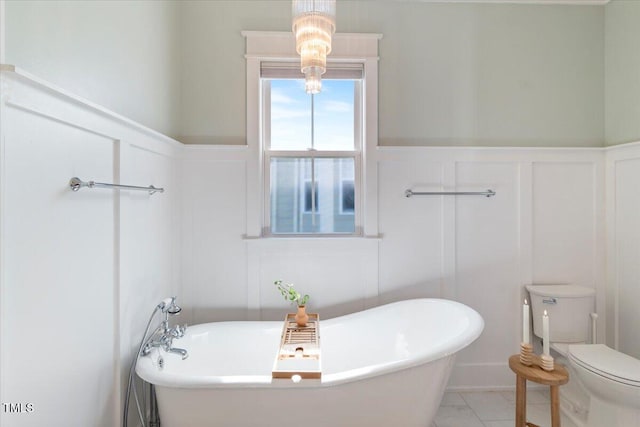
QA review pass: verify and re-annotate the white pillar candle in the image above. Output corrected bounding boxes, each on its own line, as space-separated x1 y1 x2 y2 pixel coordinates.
542 310 550 356
523 299 530 344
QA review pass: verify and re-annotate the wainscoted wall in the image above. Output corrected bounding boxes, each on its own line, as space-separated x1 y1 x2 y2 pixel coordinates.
605 142 640 359
0 67 181 426
181 145 606 389
2 64 636 421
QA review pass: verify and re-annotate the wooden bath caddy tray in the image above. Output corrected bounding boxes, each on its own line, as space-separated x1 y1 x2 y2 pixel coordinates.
272 313 321 380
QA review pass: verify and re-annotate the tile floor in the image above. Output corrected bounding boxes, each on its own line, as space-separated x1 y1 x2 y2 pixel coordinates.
432 390 578 427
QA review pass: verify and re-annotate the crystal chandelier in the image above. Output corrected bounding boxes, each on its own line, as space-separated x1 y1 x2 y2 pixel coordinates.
292 0 336 94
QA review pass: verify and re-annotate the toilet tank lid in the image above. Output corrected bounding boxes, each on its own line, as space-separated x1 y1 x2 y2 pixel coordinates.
526 284 595 298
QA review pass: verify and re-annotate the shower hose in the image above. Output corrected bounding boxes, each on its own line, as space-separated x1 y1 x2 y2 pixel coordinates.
123 304 163 427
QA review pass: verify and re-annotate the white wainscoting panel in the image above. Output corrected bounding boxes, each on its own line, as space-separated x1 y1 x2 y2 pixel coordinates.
614 157 640 358
119 138 181 425
531 161 606 343
1 72 116 426
248 238 379 321
453 161 520 388
532 162 598 286
181 148 249 324
378 161 445 303
606 142 640 358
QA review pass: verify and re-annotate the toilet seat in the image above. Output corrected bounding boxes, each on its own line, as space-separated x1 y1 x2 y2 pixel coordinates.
568 344 640 387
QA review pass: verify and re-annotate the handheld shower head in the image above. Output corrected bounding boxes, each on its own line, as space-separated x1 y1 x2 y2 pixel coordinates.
167 302 182 315
158 297 182 315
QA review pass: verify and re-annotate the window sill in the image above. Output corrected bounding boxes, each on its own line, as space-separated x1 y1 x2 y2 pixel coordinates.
243 234 382 241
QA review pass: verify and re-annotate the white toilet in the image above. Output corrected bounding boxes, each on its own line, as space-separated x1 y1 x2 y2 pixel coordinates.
527 284 640 427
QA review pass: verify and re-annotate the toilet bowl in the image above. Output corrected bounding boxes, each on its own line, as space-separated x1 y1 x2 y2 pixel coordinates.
568 344 640 427
550 343 591 422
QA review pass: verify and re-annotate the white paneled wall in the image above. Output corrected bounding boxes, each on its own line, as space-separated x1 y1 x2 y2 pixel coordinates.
532 162 602 286
249 238 379 320
378 160 445 302
181 147 248 323
606 142 640 359
377 149 604 389
453 161 521 387
1 77 117 425
119 138 181 426
181 146 606 389
0 67 180 426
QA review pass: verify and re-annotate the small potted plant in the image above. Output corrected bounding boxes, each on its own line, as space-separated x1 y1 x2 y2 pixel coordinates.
274 280 310 326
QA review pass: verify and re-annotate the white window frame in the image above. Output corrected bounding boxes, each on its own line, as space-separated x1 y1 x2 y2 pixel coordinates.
243 31 381 238
262 75 363 236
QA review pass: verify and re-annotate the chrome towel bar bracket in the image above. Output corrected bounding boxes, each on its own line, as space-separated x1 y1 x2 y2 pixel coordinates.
69 177 164 195
405 189 496 198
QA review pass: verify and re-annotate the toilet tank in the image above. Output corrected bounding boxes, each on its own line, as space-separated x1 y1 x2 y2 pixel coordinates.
526 284 595 343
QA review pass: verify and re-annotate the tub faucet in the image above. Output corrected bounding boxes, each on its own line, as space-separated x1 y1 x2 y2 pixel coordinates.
160 334 189 360
142 331 189 360
142 297 189 360
167 347 188 359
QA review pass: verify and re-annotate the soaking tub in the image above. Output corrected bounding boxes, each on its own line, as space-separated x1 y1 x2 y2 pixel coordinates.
136 298 484 427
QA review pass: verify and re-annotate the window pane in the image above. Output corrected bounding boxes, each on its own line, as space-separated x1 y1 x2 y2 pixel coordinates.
341 181 354 213
314 80 355 151
270 80 311 150
304 181 318 213
270 157 355 234
269 79 355 151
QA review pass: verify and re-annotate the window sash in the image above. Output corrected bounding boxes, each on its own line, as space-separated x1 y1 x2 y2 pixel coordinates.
262 79 363 152
263 152 362 236
261 69 363 236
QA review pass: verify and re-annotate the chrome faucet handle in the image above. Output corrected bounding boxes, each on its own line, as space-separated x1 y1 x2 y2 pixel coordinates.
176 324 187 337
168 324 187 339
164 339 174 352
142 342 153 356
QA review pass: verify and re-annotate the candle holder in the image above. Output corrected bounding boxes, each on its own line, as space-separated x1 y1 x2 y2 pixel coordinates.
519 342 554 371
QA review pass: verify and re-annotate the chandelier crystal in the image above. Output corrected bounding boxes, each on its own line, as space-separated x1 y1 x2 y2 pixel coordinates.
292 0 336 94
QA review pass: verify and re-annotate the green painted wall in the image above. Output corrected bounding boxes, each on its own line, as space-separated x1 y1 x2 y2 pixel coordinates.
605 0 640 146
6 1 609 147
5 0 181 137
179 1 604 147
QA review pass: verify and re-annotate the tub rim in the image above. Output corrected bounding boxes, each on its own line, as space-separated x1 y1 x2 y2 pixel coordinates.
136 298 484 389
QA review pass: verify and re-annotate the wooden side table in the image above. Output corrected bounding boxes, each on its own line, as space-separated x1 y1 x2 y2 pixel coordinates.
508 355 569 427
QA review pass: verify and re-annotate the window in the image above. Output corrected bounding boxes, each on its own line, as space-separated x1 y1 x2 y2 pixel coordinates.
262 64 363 235
243 31 380 238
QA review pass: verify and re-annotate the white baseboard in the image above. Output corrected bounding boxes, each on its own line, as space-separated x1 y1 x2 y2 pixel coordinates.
447 362 515 390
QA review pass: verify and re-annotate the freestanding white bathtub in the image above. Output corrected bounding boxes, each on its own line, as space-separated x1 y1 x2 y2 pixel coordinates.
136 299 484 427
